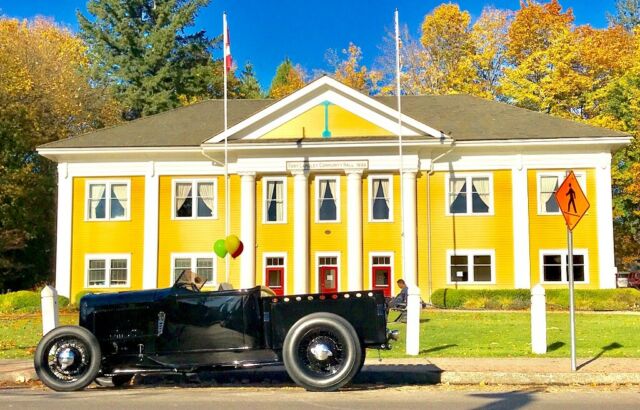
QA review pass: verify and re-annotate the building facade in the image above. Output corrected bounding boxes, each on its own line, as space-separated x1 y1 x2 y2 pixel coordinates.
38 77 631 302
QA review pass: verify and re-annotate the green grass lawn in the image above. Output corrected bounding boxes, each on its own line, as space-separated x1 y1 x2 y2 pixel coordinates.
382 310 640 358
1 311 638 360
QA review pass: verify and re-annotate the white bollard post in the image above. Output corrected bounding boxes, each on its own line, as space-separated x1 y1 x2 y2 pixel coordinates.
406 285 421 356
41 285 59 336
531 283 547 354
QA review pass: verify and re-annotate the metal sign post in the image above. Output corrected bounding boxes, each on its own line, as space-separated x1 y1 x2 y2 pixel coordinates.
554 170 590 372
567 228 576 371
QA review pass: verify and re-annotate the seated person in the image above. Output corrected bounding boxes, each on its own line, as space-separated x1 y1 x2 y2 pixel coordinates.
388 279 408 309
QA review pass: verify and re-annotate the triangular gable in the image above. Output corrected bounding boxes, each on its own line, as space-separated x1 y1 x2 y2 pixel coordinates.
204 76 448 144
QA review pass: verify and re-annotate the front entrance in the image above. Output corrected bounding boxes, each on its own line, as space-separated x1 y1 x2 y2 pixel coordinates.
265 255 285 296
371 254 392 297
318 255 339 294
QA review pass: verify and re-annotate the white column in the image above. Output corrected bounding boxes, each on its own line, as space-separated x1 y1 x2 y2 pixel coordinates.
531 284 547 354
406 285 421 355
512 165 531 288
402 170 418 286
596 154 616 289
142 162 159 289
240 172 256 289
346 169 363 291
41 285 59 335
293 171 309 294
55 163 72 298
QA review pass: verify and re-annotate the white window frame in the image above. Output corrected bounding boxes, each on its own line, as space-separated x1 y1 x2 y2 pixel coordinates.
446 249 496 285
368 175 394 222
172 178 218 220
369 252 394 288
84 253 131 288
262 176 287 224
445 173 494 216
315 175 341 223
263 252 287 290
539 249 589 284
536 171 587 216
170 252 217 287
85 180 131 221
315 251 341 293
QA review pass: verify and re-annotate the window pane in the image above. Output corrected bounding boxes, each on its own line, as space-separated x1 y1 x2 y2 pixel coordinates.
474 265 492 282
374 268 389 286
110 184 127 219
173 258 191 281
450 255 468 282
568 255 585 282
175 183 193 217
266 180 283 222
474 255 491 265
449 179 467 214
471 178 490 213
318 179 337 221
88 259 106 286
540 176 559 213
88 184 106 219
197 182 215 217
544 255 562 265
267 269 282 287
110 259 127 285
372 179 390 220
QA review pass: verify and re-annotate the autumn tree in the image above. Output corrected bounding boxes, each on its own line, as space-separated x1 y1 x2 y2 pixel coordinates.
328 43 370 93
268 58 306 99
0 18 120 290
471 8 512 99
608 0 640 31
78 0 224 119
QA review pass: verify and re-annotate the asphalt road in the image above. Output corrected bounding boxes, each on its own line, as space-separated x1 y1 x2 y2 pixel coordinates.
2 385 639 410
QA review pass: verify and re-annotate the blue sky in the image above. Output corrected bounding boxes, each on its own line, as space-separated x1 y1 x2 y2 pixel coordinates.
0 0 619 89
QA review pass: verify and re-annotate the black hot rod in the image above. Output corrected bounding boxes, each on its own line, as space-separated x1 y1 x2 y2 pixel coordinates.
34 271 398 392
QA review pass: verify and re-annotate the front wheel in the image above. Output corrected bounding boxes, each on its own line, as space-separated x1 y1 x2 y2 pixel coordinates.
34 326 102 392
282 313 362 392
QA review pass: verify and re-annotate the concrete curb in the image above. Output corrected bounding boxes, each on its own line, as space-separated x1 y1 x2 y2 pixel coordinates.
440 371 640 385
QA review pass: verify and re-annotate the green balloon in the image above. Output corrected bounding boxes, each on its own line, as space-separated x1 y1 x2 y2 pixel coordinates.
214 239 228 258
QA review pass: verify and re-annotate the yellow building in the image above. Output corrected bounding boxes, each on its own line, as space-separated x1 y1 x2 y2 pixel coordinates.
38 77 631 302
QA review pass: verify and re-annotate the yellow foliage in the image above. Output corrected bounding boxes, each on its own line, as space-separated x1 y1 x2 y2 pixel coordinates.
269 66 305 100
333 43 369 93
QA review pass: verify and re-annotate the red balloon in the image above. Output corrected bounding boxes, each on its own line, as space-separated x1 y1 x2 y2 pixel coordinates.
231 241 244 259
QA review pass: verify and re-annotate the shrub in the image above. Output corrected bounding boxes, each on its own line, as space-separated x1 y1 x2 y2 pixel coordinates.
431 288 640 311
0 290 69 313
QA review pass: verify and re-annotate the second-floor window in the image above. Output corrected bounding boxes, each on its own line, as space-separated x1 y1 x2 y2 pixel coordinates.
316 176 340 222
174 179 217 219
87 181 130 221
263 177 286 223
370 176 393 221
538 172 586 215
447 175 492 215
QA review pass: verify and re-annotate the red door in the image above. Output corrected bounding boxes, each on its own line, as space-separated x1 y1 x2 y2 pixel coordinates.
372 266 391 297
266 267 284 296
319 266 338 294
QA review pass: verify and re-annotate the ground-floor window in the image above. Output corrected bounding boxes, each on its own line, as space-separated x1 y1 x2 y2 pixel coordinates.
264 254 286 295
85 254 130 288
171 253 216 285
540 250 588 283
370 253 393 297
447 250 495 284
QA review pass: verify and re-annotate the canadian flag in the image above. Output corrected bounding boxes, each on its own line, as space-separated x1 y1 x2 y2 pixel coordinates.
223 13 232 73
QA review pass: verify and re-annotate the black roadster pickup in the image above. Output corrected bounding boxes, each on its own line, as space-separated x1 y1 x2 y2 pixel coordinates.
34 271 398 392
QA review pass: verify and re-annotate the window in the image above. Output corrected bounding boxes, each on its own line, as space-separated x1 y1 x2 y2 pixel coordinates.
86 181 130 221
538 172 586 214
316 176 340 222
541 250 588 283
173 179 217 219
447 175 492 215
447 250 495 284
171 253 216 284
85 254 130 288
263 177 286 223
369 176 393 221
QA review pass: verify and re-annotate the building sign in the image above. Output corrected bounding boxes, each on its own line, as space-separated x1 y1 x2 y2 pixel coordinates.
286 160 369 171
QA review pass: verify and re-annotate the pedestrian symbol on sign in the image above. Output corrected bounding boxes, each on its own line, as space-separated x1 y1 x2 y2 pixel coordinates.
566 184 576 214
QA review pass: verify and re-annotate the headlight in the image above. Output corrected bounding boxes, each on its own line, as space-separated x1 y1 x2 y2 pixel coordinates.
386 329 400 341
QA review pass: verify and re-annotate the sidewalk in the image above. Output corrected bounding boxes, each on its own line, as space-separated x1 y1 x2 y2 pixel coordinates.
3 357 639 386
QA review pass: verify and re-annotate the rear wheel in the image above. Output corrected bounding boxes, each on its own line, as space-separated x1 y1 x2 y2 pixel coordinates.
34 326 101 392
282 313 361 392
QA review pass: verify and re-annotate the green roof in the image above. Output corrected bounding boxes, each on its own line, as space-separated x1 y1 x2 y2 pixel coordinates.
39 94 628 150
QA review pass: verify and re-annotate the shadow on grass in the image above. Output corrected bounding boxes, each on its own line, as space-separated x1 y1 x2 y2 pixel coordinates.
470 388 543 410
577 342 623 370
420 344 458 354
547 341 565 352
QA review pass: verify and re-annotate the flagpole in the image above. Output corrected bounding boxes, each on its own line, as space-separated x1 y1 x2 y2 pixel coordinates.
223 12 230 283
395 9 405 282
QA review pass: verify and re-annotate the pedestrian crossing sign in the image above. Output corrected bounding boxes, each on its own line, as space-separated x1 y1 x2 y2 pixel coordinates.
554 171 590 231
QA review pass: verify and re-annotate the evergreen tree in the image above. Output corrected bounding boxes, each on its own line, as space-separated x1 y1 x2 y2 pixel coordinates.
608 0 640 31
78 0 222 119
237 62 263 99
268 58 305 99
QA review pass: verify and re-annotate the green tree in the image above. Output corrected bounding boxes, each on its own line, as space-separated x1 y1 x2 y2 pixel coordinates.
78 0 223 119
268 58 305 99
237 62 263 99
608 0 640 31
0 18 120 291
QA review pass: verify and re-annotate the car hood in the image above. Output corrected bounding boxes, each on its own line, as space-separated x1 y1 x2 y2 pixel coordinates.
80 288 172 310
